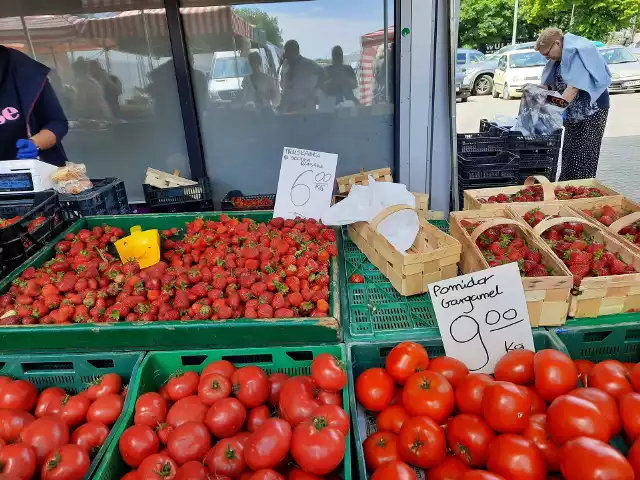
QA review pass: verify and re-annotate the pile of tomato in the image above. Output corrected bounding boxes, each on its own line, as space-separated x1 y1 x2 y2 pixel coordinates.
117 353 349 479
355 341 640 480
0 373 125 479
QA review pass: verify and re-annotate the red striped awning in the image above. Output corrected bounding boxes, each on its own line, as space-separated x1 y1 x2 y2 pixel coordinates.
0 15 85 44
360 27 395 105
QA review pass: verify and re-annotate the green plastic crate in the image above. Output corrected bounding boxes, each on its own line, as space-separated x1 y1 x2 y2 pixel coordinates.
346 329 567 480
0 213 342 352
550 312 640 363
340 222 450 343
93 344 351 479
0 350 144 479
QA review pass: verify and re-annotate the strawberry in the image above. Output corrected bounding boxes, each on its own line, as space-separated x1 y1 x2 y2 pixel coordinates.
272 292 286 310
524 249 542 263
599 215 614 226
527 265 549 277
600 205 616 218
610 259 627 275
257 304 274 319
507 250 523 262
570 264 590 277
274 308 295 318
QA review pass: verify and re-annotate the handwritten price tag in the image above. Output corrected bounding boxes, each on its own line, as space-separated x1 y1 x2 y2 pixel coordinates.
273 147 338 220
428 263 534 374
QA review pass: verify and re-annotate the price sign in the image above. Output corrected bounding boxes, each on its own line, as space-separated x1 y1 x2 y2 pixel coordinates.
273 147 338 220
428 263 534 374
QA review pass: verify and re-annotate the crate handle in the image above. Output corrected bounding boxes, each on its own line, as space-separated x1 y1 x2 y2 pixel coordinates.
531 216 592 237
523 175 555 201
609 212 640 234
87 359 115 369
369 204 415 230
22 361 74 373
180 355 207 366
469 218 523 243
221 353 274 365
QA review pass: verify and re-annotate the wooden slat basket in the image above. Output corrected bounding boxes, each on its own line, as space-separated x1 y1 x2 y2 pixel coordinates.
449 207 572 326
348 205 461 296
336 167 393 193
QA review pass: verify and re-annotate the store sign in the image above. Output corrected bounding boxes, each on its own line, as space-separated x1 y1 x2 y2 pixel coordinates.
273 147 338 220
428 263 534 374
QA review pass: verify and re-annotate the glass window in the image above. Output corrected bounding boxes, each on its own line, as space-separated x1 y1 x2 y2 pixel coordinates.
509 52 547 68
469 52 485 63
457 52 467 64
498 56 507 69
0 4 191 202
600 47 637 64
181 0 396 202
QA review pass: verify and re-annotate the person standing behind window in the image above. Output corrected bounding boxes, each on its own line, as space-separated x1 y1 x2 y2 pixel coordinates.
322 46 359 105
242 51 280 109
279 40 324 113
73 58 112 121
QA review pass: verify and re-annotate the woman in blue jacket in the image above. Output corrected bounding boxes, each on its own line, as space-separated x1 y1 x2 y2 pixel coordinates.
535 28 611 180
0 45 69 166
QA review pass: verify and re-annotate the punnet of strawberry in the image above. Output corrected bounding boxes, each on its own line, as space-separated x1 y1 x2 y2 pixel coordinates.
0 215 46 232
582 205 640 246
460 219 552 277
0 215 338 325
479 184 607 204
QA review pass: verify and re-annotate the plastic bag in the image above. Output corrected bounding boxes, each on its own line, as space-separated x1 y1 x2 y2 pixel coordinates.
513 84 568 136
51 162 93 195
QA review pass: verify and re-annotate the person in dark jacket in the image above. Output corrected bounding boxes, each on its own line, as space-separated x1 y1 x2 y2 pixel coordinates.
0 45 69 166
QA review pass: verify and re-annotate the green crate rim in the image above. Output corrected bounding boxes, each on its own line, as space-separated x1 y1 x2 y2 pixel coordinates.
92 344 351 479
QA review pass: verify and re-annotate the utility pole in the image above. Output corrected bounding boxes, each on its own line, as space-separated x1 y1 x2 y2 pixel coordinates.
569 3 575 28
511 0 519 45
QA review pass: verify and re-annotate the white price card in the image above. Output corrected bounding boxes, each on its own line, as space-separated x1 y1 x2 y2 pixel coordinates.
428 263 534 374
273 147 338 220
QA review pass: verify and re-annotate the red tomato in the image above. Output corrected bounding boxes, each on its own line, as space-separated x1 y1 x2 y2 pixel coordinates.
177 461 208 480
494 349 535 385
311 404 350 436
567 387 620 437
86 373 122 401
0 379 38 411
231 366 269 408
288 467 325 479
166 395 208 428
291 413 346 475
316 389 342 406
385 342 430 385
355 368 395 412
370 461 418 480
534 349 578 402
397 416 446 469
202 360 236 380
455 373 495 415
522 414 560 472
86 393 123 425
311 353 347 392
244 418 292 471
376 404 409 434
486 434 546 480
279 376 321 426
587 360 633 400
482 381 530 433
71 421 110 455
518 386 545 415
620 392 640 441
41 444 90 480
402 370 454 423
198 373 232 406
0 443 37 479
250 470 284 480
428 356 469 389
58 394 91 428
167 421 211 466
546 394 610 445
118 424 160 467
267 373 289 407
349 274 365 283
460 471 506 480
134 392 168 428
204 397 247 438
247 405 271 432
0 408 34 442
630 363 640 392
447 414 496 467
427 456 471 480
20 415 70 466
206 438 246 478
628 437 640 479
138 453 179 480
560 437 634 480
574 359 595 385
166 371 200 401
35 387 66 417
363 431 399 471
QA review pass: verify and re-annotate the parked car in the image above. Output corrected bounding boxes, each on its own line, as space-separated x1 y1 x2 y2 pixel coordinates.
460 42 535 96
492 49 547 100
599 46 640 93
456 66 471 102
456 49 485 65
632 48 640 62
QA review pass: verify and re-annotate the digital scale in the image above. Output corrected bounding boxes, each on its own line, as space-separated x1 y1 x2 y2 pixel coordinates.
0 160 58 194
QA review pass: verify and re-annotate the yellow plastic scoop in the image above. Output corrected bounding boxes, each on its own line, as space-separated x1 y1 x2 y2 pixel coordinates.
115 225 160 269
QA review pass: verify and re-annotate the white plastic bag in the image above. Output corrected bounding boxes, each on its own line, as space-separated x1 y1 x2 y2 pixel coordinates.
51 162 93 195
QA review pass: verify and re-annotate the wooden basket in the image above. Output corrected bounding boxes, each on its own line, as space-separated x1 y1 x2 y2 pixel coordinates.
463 175 622 210
333 191 431 215
348 205 461 296
529 214 640 318
336 168 393 193
144 168 197 189
449 208 572 326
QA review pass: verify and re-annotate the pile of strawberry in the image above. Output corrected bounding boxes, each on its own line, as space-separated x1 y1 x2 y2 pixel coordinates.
117 354 348 479
523 209 636 286
582 205 640 247
478 184 607 204
460 219 551 277
0 215 338 325
0 215 46 232
0 373 125 479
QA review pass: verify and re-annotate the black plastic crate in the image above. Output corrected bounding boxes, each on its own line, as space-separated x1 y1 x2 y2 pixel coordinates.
58 178 129 220
479 119 512 136
457 132 510 155
0 190 63 271
507 130 562 154
221 191 276 211
143 178 212 213
458 151 519 181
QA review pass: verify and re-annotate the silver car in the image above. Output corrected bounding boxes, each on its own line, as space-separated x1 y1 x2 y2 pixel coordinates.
600 46 640 93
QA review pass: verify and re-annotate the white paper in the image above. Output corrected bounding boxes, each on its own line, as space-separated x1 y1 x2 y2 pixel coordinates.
428 263 534 374
273 147 338 220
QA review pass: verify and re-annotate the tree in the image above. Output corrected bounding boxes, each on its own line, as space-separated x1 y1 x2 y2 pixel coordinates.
235 8 283 46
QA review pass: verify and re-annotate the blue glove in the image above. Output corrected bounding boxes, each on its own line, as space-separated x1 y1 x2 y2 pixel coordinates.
16 139 38 159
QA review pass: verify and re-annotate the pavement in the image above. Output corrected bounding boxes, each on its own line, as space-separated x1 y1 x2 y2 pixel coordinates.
456 93 640 202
